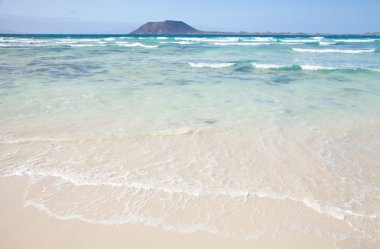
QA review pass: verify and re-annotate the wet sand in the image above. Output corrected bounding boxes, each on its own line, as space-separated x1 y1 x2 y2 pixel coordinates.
0 176 337 249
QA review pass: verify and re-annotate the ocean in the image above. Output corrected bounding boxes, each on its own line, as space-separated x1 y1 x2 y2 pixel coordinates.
0 34 379 248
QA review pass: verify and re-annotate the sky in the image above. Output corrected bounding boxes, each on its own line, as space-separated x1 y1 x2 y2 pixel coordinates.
0 0 379 34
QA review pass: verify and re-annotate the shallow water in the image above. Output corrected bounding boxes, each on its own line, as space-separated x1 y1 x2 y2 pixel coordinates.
1 34 380 248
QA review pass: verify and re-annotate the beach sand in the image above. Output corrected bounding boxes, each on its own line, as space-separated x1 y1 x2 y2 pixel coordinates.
0 176 338 249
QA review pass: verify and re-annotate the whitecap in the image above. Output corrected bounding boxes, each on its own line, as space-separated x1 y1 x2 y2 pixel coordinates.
252 63 337 71
319 41 337 46
0 43 52 47
75 38 104 42
281 39 319 43
213 42 272 46
69 44 104 47
333 39 376 43
251 63 287 69
311 36 325 41
116 42 158 48
300 65 337 70
250 37 277 42
173 41 197 45
293 48 375 54
0 38 48 43
175 37 240 43
188 62 235 68
54 40 78 45
279 42 306 45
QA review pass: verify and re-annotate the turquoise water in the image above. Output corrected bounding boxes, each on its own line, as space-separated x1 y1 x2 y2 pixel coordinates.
1 35 380 247
1 35 379 132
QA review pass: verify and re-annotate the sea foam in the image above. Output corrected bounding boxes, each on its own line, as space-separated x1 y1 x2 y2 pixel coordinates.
293 48 376 54
213 42 272 46
251 63 337 71
188 62 235 68
249 37 277 42
319 41 337 46
252 63 288 69
116 42 158 48
173 41 197 45
175 37 240 43
300 65 337 70
333 39 377 43
69 44 105 47
281 39 319 43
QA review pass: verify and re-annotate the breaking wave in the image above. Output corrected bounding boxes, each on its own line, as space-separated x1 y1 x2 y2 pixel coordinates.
293 48 376 54
251 63 380 72
116 42 158 48
188 62 235 68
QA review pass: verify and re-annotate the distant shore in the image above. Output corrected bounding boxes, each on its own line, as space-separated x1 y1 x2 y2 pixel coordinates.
0 32 379 36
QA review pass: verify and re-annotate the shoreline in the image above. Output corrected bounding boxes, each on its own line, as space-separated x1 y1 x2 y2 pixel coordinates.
0 176 338 249
1 33 379 249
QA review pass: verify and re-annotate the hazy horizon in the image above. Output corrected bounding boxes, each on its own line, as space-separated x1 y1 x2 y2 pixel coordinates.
0 0 380 34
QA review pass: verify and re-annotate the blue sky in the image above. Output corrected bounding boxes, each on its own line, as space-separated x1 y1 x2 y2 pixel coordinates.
0 0 379 33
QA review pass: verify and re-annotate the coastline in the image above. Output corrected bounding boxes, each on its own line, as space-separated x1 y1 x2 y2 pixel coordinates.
0 176 337 249
1 33 379 249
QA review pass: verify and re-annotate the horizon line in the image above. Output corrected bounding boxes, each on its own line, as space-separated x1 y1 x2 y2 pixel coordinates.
0 32 380 36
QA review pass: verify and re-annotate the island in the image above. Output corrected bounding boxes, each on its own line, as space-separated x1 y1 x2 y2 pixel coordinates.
130 20 380 36
130 20 202 34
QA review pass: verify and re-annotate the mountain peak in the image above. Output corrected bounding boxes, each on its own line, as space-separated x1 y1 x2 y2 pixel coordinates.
130 20 201 34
